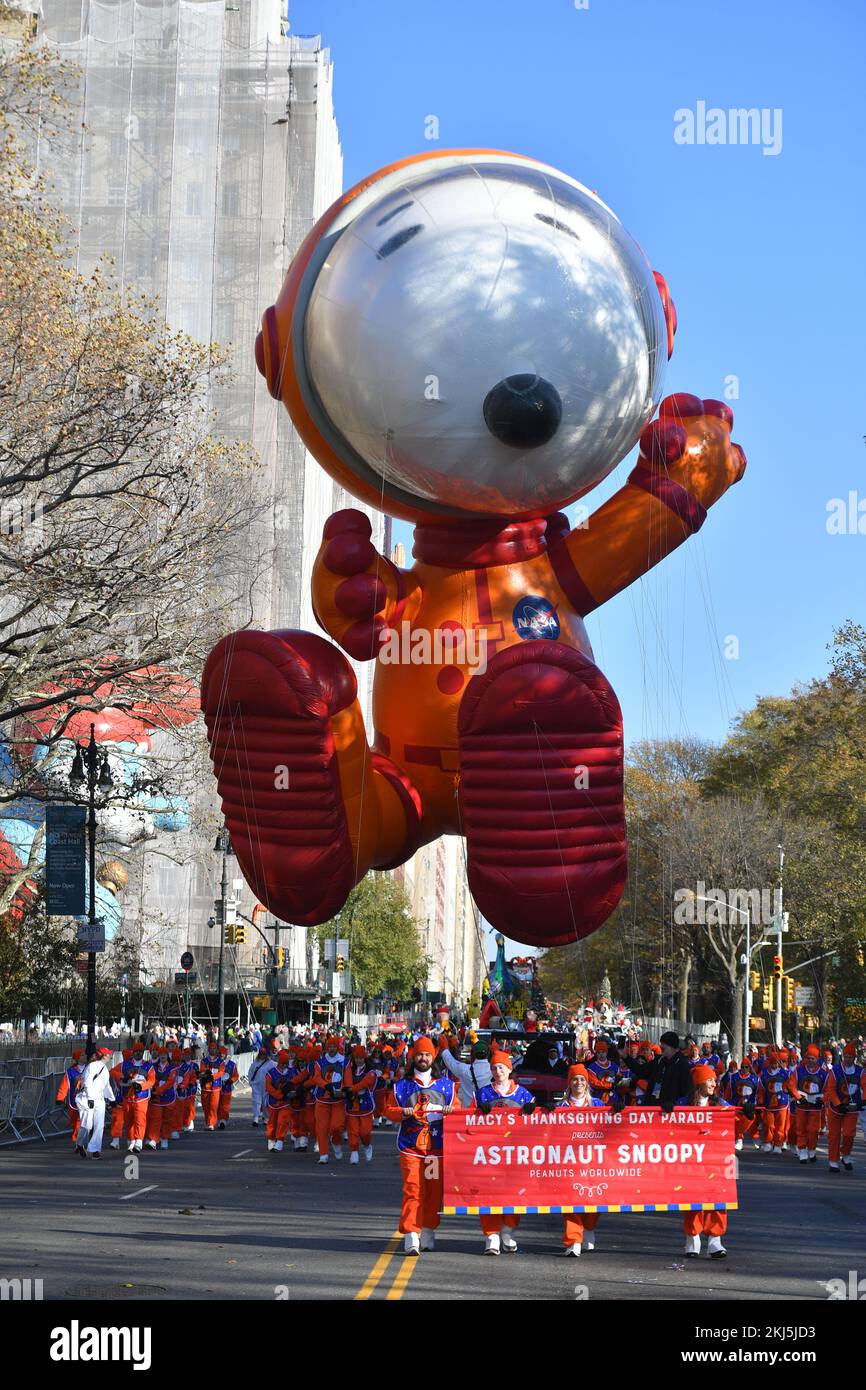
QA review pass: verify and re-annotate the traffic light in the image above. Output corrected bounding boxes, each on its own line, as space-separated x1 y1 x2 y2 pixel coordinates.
335 954 346 972
749 970 761 991
762 982 774 1011
857 942 865 968
784 977 796 1010
234 922 247 945
224 924 235 945
276 946 284 969
772 955 783 980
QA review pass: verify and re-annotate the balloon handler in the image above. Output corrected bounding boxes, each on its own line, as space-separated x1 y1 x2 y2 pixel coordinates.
202 150 746 951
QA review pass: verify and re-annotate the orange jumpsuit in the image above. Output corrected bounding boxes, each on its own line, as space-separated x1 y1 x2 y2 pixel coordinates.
123 1059 155 1142
344 1060 377 1153
309 1052 349 1157
199 1054 226 1130
757 1066 791 1148
146 1060 179 1144
109 1059 126 1140
56 1061 84 1143
385 1073 460 1234
265 1062 293 1143
217 1056 238 1124
787 1060 825 1155
824 1060 865 1165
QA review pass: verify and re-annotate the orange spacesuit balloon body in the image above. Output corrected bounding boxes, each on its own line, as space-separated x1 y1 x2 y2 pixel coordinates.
202 150 746 948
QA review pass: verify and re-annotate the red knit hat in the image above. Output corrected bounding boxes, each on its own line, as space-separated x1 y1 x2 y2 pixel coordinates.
122 1048 132 1060
806 1044 820 1059
412 1036 435 1058
691 1064 716 1086
489 1047 514 1071
352 1044 366 1059
277 1049 289 1064
843 1042 857 1057
567 1064 589 1084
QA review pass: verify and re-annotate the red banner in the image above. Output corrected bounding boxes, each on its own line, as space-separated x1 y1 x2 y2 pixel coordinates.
442 1106 737 1215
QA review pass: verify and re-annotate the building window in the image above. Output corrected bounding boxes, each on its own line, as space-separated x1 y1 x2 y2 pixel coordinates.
185 182 203 217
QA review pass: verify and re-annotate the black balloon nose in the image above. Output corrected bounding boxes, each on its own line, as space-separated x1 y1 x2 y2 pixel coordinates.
482 373 562 448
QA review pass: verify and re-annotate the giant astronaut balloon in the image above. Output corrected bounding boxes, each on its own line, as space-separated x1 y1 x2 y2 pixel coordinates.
202 151 746 948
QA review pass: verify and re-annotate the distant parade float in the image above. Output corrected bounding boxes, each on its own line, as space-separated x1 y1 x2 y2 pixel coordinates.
202 150 746 948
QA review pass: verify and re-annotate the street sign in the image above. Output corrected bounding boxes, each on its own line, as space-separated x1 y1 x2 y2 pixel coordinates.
180 951 194 971
76 918 106 953
252 994 272 1008
324 938 350 963
45 804 86 915
175 971 198 985
795 986 816 1007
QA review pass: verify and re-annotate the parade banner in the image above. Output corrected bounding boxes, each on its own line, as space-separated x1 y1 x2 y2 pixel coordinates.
442 1107 737 1215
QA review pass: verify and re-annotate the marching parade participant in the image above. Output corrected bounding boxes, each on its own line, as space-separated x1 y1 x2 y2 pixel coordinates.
700 1040 724 1075
287 1045 311 1150
145 1047 179 1150
757 1049 791 1153
558 1064 604 1256
471 1046 535 1255
108 1049 128 1148
344 1044 377 1163
248 1044 271 1127
787 1044 826 1163
217 1045 238 1129
303 1042 320 1143
824 1042 865 1172
122 1045 155 1152
679 1064 731 1259
167 1049 184 1138
722 1056 759 1150
585 1035 619 1106
309 1035 349 1164
198 1042 226 1131
384 1035 460 1256
56 1049 86 1149
175 1047 198 1132
75 1047 116 1159
265 1048 294 1151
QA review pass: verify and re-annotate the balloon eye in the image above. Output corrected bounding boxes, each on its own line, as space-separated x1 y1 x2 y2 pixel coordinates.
483 374 562 448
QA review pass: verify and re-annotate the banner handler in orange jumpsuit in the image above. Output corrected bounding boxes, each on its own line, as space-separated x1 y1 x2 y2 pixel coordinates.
384 1035 460 1256
679 1065 732 1259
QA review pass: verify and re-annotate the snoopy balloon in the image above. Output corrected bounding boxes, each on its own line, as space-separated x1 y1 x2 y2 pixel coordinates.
202 150 746 949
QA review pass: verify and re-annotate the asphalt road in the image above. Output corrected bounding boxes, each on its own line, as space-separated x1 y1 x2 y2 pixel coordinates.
1 1092 863 1302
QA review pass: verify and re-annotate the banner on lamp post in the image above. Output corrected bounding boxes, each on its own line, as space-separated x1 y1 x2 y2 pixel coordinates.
442 1106 737 1216
45 804 86 916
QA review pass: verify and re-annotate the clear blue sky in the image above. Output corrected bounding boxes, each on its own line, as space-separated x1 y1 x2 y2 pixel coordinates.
290 0 866 749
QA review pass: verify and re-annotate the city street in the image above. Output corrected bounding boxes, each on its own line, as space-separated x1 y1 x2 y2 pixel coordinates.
2 1092 862 1303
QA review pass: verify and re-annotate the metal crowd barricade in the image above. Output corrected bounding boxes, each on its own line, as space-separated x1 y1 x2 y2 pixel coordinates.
9 1076 49 1143
0 1076 16 1144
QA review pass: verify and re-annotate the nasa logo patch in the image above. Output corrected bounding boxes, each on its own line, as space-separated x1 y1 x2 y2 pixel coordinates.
512 595 561 641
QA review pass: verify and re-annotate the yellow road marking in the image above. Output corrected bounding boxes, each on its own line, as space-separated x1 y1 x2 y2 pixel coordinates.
385 1254 419 1301
354 1229 402 1301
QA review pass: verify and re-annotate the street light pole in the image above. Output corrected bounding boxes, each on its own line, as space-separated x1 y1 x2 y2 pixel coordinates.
70 723 112 1058
217 830 229 1044
776 846 785 1049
